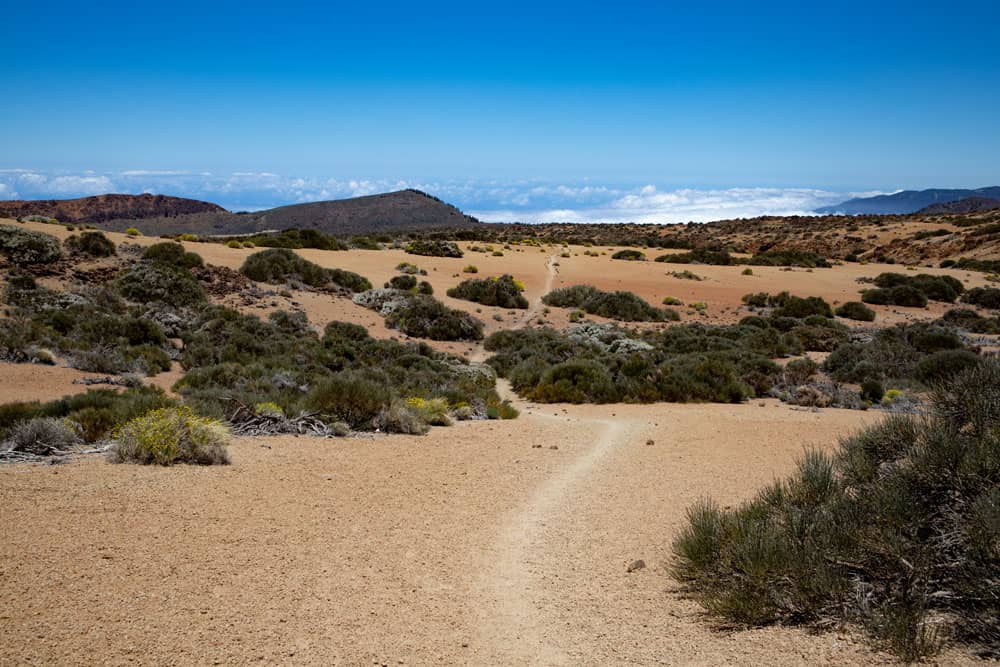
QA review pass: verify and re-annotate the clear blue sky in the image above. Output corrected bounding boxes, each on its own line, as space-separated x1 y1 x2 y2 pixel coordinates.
2 1 999 220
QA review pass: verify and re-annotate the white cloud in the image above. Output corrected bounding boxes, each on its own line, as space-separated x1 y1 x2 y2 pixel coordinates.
46 175 116 195
0 182 17 198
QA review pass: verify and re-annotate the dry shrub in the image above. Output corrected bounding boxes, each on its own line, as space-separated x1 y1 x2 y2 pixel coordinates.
110 406 230 465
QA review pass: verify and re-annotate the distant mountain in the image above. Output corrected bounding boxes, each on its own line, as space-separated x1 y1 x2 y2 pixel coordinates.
917 196 1000 215
0 193 225 223
815 187 1000 215
90 189 481 237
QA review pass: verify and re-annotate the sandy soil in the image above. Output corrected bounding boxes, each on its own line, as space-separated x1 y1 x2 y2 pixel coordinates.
1 220 991 664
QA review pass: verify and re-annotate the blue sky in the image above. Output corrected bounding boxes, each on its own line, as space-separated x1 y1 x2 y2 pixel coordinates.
2 1 999 221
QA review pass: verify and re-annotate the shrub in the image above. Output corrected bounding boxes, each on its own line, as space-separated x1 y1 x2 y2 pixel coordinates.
124 227 141 237
662 296 683 306
240 228 347 251
417 280 434 295
65 231 116 257
117 263 206 307
773 295 833 319
941 308 1000 334
463 264 479 274
870 272 963 303
386 274 417 290
543 285 676 322
396 262 420 274
748 249 830 268
385 294 484 341
143 241 203 268
239 248 371 292
656 248 733 265
784 358 818 385
373 401 429 434
741 268 753 275
0 225 62 265
862 285 928 308
835 301 876 322
962 286 1000 310
406 240 463 258
110 406 230 465
611 249 646 261
4 417 80 454
860 379 884 402
915 349 980 384
447 275 529 309
306 371 391 427
672 362 1000 660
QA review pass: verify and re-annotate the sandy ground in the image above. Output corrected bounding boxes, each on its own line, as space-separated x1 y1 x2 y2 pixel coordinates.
1 220 992 664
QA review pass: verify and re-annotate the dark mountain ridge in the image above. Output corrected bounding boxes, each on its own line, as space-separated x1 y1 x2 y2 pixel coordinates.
0 193 226 223
816 186 1000 215
917 196 1000 215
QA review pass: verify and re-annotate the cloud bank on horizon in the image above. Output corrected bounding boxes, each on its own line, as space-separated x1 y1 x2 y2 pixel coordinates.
0 168 885 224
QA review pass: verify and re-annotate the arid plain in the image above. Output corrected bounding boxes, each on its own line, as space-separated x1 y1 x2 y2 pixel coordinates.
1 220 993 665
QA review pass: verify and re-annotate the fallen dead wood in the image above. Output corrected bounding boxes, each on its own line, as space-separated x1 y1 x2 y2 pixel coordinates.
226 401 338 437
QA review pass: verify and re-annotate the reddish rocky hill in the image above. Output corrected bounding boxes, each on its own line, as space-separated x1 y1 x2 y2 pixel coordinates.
0 193 226 224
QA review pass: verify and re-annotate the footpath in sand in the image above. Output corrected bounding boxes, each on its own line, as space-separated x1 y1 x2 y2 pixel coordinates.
0 247 984 665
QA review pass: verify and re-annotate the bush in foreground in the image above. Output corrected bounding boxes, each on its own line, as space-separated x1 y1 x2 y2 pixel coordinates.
3 418 80 455
65 231 116 257
109 406 230 465
672 361 1000 660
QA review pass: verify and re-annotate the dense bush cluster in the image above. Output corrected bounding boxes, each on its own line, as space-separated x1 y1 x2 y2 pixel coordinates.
656 248 734 265
1 281 177 374
822 322 976 385
944 257 1000 273
485 321 798 404
447 274 528 309
405 239 463 258
176 308 502 429
657 248 830 268
0 225 62 265
742 291 833 318
0 387 175 444
65 231 116 257
962 286 1000 310
542 285 678 322
673 362 1000 660
239 248 371 292
233 228 348 251
353 289 484 341
117 263 207 307
940 308 1000 334
861 272 965 307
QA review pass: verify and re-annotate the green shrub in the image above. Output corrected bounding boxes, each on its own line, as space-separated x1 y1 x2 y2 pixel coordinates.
386 274 417 290
0 225 61 265
117 263 206 307
447 275 529 309
373 401 429 434
143 241 203 268
306 371 391 428
941 308 1000 334
237 228 347 250
748 249 830 268
239 248 370 292
656 248 733 265
65 231 116 257
862 285 928 308
823 323 968 385
962 286 1000 310
385 294 484 341
124 227 141 237
463 264 479 274
673 362 1000 660
835 301 876 322
611 249 646 261
915 349 980 384
860 379 884 402
773 295 833 319
870 272 963 303
406 240 463 258
543 285 676 322
110 406 230 466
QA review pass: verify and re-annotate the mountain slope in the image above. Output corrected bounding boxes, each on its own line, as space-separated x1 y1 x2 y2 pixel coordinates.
816 187 1000 215
917 196 1000 215
94 189 481 236
0 193 226 223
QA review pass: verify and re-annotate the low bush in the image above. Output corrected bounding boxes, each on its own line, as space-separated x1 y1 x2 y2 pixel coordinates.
915 349 981 384
672 362 1000 660
447 275 528 309
772 295 833 319
236 228 348 251
386 274 417 290
110 406 230 465
463 265 478 274
143 241 204 268
835 301 876 322
65 231 116 257
240 248 371 292
406 240 463 258
940 308 1000 333
748 249 830 268
0 225 62 265
117 263 207 307
373 401 430 434
656 248 733 265
611 249 645 261
870 272 963 303
543 285 677 322
962 286 1000 310
3 417 80 454
862 285 928 308
385 294 484 341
